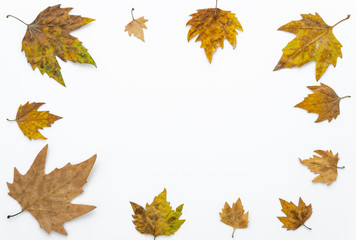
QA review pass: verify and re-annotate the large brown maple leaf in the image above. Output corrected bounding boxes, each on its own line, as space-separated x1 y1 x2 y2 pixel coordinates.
274 13 350 80
7 145 96 235
8 4 96 86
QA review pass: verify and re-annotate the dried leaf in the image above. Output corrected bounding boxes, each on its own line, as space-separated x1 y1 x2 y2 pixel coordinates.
130 189 185 239
7 145 96 235
219 198 248 238
187 8 243 63
295 83 350 123
274 13 350 80
10 4 96 86
300 150 344 185
278 198 312 231
8 102 62 140
125 16 148 42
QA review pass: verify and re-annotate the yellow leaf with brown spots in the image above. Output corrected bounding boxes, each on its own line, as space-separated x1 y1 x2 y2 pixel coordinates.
8 102 61 140
8 4 96 86
219 198 248 238
125 16 148 42
274 13 350 80
300 150 344 185
186 8 243 63
7 145 96 235
295 83 350 123
278 198 312 231
130 189 185 239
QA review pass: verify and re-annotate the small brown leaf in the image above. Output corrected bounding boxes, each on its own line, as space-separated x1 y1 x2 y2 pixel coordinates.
278 198 312 231
7 145 96 235
8 102 62 140
300 150 344 185
219 198 249 238
125 14 148 42
295 83 350 123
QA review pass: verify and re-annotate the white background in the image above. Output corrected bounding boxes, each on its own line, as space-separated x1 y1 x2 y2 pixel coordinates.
0 0 355 239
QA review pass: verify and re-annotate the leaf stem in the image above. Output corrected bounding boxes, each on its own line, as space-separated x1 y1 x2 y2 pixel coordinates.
131 8 135 20
7 210 24 219
6 15 28 26
6 118 16 122
303 224 312 230
340 95 351 100
232 228 236 238
332 15 350 28
337 166 345 169
214 0 218 15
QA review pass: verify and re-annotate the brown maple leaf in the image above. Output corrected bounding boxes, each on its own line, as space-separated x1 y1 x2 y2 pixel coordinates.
7 5 96 86
125 8 148 42
130 189 185 239
274 13 350 80
295 83 350 123
219 198 248 238
278 198 312 231
7 102 62 140
186 7 243 63
300 150 344 185
7 145 96 235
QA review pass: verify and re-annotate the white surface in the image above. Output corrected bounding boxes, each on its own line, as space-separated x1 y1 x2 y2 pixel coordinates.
0 0 355 239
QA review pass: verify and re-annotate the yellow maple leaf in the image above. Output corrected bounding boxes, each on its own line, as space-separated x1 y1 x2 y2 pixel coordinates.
295 83 350 123
300 150 344 185
125 9 148 42
7 5 96 86
186 7 243 63
130 189 185 239
7 102 62 140
274 13 350 80
278 198 312 231
219 198 248 238
7 145 96 235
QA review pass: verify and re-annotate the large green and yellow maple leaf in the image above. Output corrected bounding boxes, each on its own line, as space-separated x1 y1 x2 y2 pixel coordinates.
130 189 185 239
274 13 350 80
8 5 96 86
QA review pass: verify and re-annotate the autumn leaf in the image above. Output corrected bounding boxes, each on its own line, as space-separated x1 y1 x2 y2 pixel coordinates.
130 189 185 239
278 198 312 231
219 198 248 238
7 145 96 235
300 150 344 185
7 102 62 140
125 8 148 42
295 83 350 123
186 6 243 63
7 4 96 86
274 13 350 80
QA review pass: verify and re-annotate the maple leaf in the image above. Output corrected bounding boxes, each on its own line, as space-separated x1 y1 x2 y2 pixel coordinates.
130 189 185 239
125 8 148 42
278 198 312 231
7 145 96 235
7 102 62 140
219 198 248 238
274 13 350 80
186 7 243 63
7 4 96 86
300 150 344 185
295 83 350 123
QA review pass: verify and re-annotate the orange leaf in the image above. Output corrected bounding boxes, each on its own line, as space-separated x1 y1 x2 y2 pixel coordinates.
295 83 350 123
